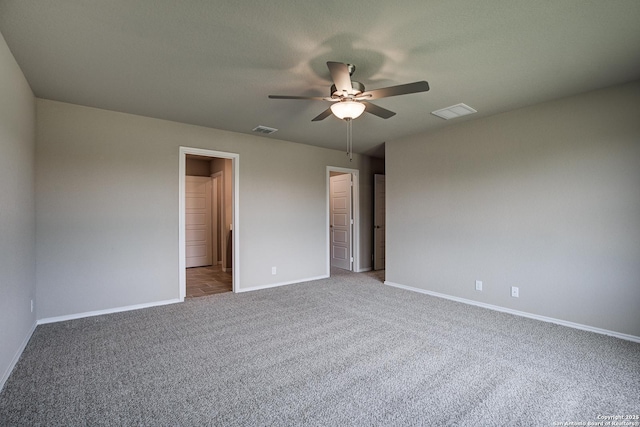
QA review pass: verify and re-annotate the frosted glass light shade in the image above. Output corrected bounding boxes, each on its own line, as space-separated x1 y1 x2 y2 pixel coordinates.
330 101 366 120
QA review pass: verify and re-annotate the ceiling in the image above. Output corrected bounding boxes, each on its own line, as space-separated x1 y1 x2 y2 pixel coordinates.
1 1 639 158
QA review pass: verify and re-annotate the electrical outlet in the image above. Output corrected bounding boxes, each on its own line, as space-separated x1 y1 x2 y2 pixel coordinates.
271 266 277 275
511 286 519 298
475 280 483 291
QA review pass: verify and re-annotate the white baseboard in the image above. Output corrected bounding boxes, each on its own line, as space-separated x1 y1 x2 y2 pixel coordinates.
356 267 372 273
384 281 640 344
37 298 183 325
238 275 330 293
1 320 37 392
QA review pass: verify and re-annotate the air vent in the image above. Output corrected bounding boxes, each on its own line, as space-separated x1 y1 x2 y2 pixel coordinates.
431 103 477 120
252 125 278 135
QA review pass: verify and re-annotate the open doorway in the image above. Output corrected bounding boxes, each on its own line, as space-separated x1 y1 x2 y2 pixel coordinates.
184 158 230 297
327 166 360 275
179 147 239 299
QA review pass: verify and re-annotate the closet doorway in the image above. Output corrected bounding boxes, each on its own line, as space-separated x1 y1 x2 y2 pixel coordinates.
179 147 239 299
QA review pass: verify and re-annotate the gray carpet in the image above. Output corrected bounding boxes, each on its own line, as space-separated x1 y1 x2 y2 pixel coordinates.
1 269 639 426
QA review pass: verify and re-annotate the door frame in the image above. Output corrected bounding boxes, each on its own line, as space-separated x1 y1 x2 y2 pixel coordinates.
373 174 385 271
326 166 360 275
179 147 239 298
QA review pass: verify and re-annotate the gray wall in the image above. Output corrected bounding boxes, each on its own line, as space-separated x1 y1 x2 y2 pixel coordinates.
386 81 640 337
35 99 382 319
0 32 36 386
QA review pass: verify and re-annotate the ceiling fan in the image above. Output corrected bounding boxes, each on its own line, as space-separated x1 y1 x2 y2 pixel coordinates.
269 61 430 122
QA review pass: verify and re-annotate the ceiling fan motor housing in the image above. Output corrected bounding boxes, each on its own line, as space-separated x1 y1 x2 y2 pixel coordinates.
331 81 365 98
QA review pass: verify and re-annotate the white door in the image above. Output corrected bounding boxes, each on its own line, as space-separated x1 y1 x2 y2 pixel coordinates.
374 174 386 270
330 174 352 270
185 176 212 268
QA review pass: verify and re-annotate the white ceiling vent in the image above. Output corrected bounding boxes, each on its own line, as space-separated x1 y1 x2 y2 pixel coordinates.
431 103 477 120
252 125 278 135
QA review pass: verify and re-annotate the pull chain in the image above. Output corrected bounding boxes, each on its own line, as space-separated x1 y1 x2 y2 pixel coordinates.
345 118 353 162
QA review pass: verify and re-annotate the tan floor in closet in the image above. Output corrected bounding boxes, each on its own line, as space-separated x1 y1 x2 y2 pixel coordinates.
186 265 232 298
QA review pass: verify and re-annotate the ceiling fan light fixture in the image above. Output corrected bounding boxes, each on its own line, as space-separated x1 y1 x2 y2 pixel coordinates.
330 100 365 120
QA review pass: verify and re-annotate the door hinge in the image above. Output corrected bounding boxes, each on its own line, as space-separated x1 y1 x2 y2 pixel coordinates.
350 257 354 263
350 219 354 225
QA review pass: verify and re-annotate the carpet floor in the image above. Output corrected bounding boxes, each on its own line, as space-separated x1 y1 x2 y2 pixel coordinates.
1 269 639 426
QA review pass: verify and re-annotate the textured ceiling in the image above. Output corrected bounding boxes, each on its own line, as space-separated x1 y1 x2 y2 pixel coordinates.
1 0 639 158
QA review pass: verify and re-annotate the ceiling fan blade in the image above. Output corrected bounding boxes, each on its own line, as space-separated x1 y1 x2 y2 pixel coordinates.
361 81 430 100
312 107 333 122
362 101 396 119
268 95 326 100
327 61 353 95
